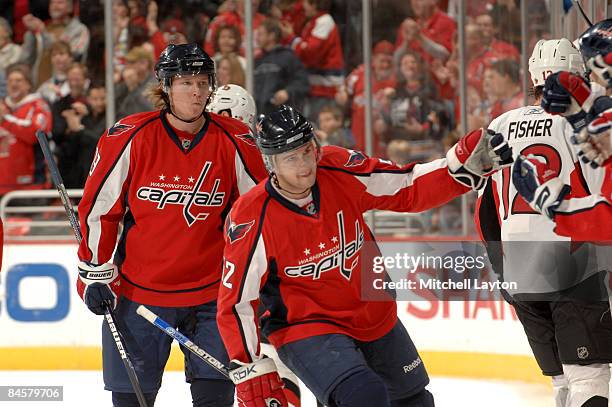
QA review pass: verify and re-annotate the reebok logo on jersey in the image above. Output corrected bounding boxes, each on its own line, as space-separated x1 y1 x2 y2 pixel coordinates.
345 150 366 167
136 161 226 227
226 220 255 244
284 211 364 280
107 123 135 137
403 357 422 373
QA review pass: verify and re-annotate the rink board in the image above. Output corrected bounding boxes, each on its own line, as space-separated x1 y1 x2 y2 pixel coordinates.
0 243 543 382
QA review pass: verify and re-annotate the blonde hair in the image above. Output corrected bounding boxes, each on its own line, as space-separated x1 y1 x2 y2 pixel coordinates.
148 83 167 110
217 54 246 88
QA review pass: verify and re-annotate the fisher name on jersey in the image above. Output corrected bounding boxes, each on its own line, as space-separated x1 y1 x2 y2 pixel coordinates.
477 106 606 297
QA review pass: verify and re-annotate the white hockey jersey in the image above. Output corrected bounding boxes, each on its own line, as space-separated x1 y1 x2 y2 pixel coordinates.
477 105 607 297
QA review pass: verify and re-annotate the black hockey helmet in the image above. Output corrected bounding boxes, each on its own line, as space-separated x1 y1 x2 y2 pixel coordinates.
155 43 216 91
577 18 612 63
256 105 315 155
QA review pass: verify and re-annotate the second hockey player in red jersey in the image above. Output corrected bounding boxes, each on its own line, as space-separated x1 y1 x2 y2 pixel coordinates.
217 105 512 407
75 43 268 406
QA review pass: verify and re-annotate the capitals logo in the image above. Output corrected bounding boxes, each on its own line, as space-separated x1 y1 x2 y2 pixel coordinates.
345 150 367 167
284 211 364 280
226 218 255 243
107 122 135 137
136 161 226 226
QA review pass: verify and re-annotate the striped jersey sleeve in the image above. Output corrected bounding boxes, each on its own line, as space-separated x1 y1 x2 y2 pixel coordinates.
217 195 270 363
319 146 469 213
76 119 148 264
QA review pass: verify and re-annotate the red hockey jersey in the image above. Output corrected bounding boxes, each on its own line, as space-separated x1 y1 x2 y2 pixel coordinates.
0 93 52 194
217 146 469 363
77 110 268 307
293 12 345 99
554 156 612 241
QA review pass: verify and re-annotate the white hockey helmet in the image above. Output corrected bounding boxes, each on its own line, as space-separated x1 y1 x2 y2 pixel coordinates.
528 38 585 87
207 84 256 129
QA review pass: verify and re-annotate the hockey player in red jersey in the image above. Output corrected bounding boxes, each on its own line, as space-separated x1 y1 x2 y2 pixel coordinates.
207 84 303 407
76 43 268 406
217 105 512 407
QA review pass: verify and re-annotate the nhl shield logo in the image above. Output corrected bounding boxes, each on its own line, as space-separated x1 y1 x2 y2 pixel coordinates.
577 346 589 359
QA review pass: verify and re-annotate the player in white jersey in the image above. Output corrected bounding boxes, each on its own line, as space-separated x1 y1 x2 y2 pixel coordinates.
476 38 612 407
207 84 303 407
514 19 612 239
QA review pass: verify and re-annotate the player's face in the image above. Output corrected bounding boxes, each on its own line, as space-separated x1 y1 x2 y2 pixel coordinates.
274 141 318 194
170 74 210 118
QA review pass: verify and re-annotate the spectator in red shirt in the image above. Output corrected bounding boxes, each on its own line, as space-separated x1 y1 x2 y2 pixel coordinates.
270 0 307 44
475 13 519 61
394 0 456 64
290 0 344 121
203 0 266 56
0 63 52 195
336 40 396 153
145 2 189 62
485 59 524 120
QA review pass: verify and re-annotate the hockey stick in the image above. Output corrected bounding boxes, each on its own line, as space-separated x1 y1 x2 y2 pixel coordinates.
35 130 149 407
572 0 593 26
136 305 230 378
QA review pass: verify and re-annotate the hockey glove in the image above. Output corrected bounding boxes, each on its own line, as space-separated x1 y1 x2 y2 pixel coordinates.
446 128 513 190
571 110 612 168
77 261 121 315
587 52 612 89
540 71 611 131
512 155 571 220
230 358 287 407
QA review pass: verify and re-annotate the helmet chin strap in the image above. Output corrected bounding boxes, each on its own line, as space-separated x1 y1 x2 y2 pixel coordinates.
169 108 204 123
272 174 312 198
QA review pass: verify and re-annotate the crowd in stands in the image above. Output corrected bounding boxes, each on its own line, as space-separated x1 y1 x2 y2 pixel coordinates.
0 0 552 235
